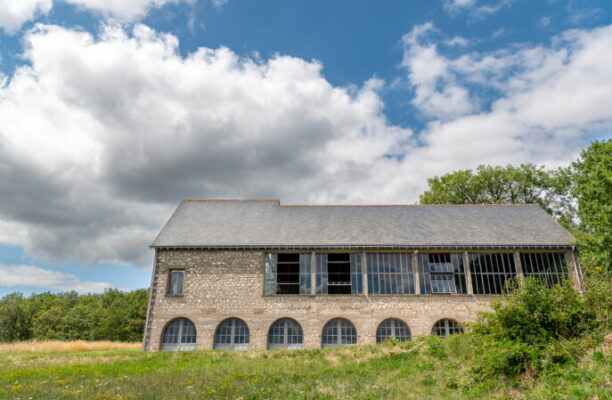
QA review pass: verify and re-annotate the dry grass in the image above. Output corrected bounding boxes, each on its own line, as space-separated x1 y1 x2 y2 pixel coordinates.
0 340 141 353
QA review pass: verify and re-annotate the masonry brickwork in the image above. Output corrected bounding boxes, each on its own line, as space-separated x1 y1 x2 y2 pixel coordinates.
143 248 580 351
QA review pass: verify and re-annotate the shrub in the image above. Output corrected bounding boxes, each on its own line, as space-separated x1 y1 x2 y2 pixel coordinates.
470 278 596 379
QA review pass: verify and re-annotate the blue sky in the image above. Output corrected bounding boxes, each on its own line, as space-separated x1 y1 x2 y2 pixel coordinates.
0 0 611 296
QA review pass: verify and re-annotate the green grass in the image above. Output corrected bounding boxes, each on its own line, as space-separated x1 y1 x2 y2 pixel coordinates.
0 336 610 400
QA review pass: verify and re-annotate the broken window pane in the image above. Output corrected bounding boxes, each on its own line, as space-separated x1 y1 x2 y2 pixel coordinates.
316 254 363 295
277 253 300 294
419 253 466 294
367 253 415 294
469 253 517 294
264 253 312 295
520 252 568 287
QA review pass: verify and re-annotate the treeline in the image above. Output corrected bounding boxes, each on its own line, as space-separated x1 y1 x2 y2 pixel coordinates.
0 289 148 343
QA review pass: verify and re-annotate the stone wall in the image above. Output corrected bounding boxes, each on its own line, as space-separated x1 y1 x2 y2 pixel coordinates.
144 249 512 351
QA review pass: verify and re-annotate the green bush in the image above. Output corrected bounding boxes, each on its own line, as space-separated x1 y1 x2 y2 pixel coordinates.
470 278 597 379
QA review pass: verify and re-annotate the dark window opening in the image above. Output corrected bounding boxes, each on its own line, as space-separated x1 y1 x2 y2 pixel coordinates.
327 253 351 294
276 254 300 294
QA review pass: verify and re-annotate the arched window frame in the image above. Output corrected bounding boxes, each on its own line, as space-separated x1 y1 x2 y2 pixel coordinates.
214 318 250 350
431 318 463 338
267 318 304 350
376 318 411 343
321 318 357 348
161 317 197 351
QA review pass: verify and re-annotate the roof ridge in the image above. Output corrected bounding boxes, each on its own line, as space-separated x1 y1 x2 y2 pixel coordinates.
182 199 280 203
279 203 540 207
181 199 540 207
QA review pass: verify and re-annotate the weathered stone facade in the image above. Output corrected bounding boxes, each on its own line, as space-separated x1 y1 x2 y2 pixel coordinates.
143 248 580 351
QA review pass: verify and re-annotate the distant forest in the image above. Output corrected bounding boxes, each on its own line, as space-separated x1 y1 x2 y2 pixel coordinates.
0 289 148 342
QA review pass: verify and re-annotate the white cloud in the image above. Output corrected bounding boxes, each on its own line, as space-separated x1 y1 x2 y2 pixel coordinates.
401 23 477 120
0 0 52 34
0 264 114 293
442 0 514 19
0 22 611 269
0 0 192 34
63 0 191 21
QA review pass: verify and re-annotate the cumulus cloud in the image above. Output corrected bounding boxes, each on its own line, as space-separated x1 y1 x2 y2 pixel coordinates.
0 22 611 268
401 22 477 120
0 0 191 34
63 0 191 21
0 264 114 293
0 0 52 34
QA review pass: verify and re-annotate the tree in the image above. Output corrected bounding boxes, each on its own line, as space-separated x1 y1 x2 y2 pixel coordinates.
419 164 575 228
571 139 612 272
0 293 32 342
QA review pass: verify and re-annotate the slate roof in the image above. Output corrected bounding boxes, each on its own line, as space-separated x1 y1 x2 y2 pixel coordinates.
151 200 575 249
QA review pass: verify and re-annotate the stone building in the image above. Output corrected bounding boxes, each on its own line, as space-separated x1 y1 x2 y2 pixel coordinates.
142 199 581 351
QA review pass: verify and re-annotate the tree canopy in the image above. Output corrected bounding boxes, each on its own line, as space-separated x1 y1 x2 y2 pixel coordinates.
418 164 575 228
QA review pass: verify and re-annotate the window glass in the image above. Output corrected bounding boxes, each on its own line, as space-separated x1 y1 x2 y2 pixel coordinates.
161 318 196 351
367 253 415 294
267 318 304 350
321 318 357 348
167 270 184 295
214 318 250 350
469 253 517 294
520 252 568 287
376 319 411 343
418 253 466 294
431 319 463 338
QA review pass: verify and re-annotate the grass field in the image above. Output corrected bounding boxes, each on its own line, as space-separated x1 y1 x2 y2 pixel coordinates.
0 337 609 400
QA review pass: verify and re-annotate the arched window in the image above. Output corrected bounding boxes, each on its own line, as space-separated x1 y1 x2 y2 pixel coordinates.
161 318 196 351
321 318 357 348
267 318 304 350
376 318 411 343
431 318 463 338
214 318 250 350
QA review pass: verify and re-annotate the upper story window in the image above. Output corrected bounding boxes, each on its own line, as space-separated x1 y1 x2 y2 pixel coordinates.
264 253 311 295
367 253 415 295
417 253 467 294
520 252 568 287
316 253 363 295
469 253 517 294
167 270 184 295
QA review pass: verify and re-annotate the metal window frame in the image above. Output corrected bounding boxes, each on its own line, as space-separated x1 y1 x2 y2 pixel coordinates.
267 318 304 350
214 318 250 350
376 318 411 343
161 318 196 351
321 318 357 348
